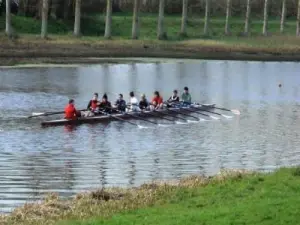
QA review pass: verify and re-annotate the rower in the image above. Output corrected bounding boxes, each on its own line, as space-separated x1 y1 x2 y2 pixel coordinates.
150 91 163 110
87 92 100 113
168 89 180 103
113 93 127 112
139 93 149 110
167 89 180 108
128 91 140 112
99 93 112 113
181 86 192 105
64 99 81 120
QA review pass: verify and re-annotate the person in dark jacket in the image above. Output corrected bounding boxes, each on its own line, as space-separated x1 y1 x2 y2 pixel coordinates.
139 93 149 110
99 93 112 113
113 93 127 112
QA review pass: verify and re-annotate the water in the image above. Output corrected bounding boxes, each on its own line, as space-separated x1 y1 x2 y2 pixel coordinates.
0 60 300 213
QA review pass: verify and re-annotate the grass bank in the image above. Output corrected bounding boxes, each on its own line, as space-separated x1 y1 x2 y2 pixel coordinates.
1 13 300 65
1 167 300 225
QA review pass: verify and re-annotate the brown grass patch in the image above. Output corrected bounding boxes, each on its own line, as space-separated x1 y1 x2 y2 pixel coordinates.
0 169 254 225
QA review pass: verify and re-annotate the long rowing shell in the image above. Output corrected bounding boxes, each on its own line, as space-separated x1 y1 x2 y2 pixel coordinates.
41 103 216 127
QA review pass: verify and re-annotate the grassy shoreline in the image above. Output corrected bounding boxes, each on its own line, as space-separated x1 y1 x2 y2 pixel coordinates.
1 35 300 66
2 13 300 65
1 167 300 225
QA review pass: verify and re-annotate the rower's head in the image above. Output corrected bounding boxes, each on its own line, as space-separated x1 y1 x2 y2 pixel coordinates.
141 93 146 100
102 93 108 102
93 93 98 101
173 89 178 96
69 99 74 105
119 93 123 100
154 91 160 97
184 87 189 93
130 91 134 97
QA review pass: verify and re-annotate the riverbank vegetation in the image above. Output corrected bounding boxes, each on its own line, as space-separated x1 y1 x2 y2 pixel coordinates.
1 0 300 64
1 0 300 39
1 13 300 39
1 167 300 225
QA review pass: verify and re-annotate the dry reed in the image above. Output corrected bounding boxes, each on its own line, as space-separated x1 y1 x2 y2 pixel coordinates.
0 169 254 225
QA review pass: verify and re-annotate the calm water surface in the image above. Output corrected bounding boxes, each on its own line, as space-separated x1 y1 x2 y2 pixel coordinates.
0 60 300 213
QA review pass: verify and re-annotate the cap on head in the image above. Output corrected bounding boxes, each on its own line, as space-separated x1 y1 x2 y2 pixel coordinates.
141 93 146 98
184 87 189 91
69 99 74 104
130 91 134 97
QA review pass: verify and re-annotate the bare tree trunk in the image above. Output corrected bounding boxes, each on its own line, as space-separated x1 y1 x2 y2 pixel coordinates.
104 0 112 39
5 0 12 37
132 0 140 39
157 0 166 39
180 0 188 36
204 0 210 35
225 0 231 35
297 0 300 35
280 0 286 33
262 0 269 36
244 0 251 35
73 0 81 37
41 0 49 39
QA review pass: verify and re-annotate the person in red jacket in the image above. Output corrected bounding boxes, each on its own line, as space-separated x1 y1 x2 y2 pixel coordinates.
150 91 164 110
64 99 81 120
87 93 100 113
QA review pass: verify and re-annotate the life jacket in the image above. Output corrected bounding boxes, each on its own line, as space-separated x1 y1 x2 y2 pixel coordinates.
91 100 99 110
64 104 76 120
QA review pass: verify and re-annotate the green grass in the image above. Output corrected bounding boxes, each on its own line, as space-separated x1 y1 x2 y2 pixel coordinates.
57 167 300 225
0 12 298 40
2 168 300 225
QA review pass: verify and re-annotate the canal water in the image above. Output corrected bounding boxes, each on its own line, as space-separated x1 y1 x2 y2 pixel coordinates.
0 59 299 213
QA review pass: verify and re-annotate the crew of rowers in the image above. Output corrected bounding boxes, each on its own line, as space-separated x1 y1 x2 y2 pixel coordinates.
64 87 192 119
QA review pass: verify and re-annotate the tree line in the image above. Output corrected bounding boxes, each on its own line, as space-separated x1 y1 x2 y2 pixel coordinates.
3 0 300 39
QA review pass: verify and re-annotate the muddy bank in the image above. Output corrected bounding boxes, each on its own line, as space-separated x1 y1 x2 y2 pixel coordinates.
1 41 300 66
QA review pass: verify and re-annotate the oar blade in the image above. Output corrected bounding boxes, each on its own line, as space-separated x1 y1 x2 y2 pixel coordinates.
32 112 45 116
210 115 220 120
231 109 241 115
222 114 233 119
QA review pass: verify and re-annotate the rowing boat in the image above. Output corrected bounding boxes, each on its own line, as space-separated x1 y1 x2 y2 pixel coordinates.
41 103 216 127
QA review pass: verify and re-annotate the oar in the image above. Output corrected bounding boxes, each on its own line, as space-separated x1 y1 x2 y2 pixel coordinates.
28 109 86 118
97 110 141 127
187 106 233 119
141 110 175 122
163 104 201 121
28 111 64 118
163 102 220 120
210 106 240 115
150 107 189 121
109 107 161 125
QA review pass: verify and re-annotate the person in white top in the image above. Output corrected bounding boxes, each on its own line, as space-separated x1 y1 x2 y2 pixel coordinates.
128 91 140 112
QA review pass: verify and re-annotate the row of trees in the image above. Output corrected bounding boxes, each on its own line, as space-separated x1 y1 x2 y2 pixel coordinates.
4 0 300 39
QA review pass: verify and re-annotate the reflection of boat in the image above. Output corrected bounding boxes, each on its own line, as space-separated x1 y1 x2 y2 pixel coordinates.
41 104 216 127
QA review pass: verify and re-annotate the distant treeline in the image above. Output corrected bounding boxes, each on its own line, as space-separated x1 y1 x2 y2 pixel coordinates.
10 0 300 20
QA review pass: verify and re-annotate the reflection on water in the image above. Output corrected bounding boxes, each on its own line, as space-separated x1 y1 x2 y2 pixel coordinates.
0 60 300 213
